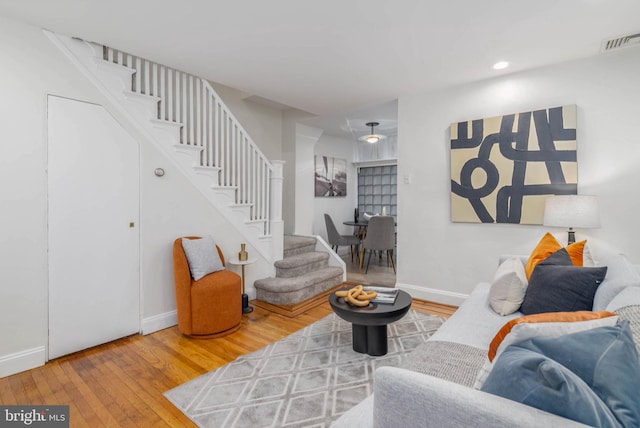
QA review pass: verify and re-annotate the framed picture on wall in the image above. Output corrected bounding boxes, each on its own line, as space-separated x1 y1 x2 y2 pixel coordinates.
314 155 347 197
450 104 577 224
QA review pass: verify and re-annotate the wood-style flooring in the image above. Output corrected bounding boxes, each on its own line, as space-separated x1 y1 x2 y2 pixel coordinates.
0 298 456 427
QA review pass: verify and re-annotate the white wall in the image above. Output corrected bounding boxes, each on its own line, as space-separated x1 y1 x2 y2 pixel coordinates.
281 113 297 234
294 124 323 235
397 47 640 305
0 17 277 377
313 135 359 245
281 110 314 235
354 135 398 163
138 143 270 325
0 16 108 375
210 82 283 161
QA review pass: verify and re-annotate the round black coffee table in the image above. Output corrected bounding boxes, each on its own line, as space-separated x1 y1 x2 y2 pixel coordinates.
329 288 412 356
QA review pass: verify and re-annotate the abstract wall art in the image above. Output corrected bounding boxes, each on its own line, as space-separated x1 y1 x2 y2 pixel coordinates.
314 155 347 197
450 105 577 224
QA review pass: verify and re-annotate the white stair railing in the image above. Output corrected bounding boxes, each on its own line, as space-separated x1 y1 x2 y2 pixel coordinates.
103 46 272 235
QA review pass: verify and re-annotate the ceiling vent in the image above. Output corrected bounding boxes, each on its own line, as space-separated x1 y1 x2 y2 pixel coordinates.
600 33 640 52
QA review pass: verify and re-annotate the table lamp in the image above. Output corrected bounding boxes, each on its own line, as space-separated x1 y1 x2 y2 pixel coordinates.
543 195 601 244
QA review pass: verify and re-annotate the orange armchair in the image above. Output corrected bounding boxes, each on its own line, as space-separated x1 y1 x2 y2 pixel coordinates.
172 237 242 338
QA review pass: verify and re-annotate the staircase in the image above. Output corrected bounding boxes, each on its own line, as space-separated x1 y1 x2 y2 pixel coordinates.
44 31 347 300
253 236 344 317
45 31 283 263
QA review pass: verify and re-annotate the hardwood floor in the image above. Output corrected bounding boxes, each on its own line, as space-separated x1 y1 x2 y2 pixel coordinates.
0 298 455 427
342 252 397 287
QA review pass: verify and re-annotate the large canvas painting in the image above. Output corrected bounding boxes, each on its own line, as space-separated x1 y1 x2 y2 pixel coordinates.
314 155 347 197
450 105 577 224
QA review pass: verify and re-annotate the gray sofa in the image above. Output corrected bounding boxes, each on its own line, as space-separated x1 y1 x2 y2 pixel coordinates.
332 255 640 428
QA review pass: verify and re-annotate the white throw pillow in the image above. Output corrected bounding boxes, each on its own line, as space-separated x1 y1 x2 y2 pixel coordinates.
489 258 527 316
592 253 640 311
583 244 595 267
181 236 224 281
473 315 620 389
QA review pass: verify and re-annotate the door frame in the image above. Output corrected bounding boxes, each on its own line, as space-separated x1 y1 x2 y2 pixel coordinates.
45 93 143 361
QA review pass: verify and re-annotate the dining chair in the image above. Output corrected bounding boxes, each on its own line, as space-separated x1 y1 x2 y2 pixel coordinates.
324 213 361 262
360 216 396 273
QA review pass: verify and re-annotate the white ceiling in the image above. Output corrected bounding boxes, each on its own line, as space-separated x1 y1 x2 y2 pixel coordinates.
1 0 639 138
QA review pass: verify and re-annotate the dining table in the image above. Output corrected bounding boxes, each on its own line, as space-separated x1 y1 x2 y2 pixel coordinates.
343 220 369 240
343 219 396 239
344 218 398 270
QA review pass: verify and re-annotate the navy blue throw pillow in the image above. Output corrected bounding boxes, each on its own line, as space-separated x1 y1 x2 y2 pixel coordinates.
521 248 607 315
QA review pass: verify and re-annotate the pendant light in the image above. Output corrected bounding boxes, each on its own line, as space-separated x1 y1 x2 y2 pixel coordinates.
358 122 387 144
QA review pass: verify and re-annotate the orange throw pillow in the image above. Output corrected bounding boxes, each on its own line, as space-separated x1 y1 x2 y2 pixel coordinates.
566 240 586 267
524 232 586 279
488 310 617 361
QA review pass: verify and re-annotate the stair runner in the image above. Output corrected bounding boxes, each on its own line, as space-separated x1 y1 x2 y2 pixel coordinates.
254 235 343 306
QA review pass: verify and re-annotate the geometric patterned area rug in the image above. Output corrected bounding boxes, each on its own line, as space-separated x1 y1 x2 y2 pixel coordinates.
164 310 445 428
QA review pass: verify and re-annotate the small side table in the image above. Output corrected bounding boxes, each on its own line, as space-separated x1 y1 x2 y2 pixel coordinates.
329 288 412 356
228 257 257 314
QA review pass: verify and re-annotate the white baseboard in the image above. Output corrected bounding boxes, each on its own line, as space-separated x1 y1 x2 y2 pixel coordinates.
141 310 177 335
396 282 468 307
0 347 45 379
0 312 178 379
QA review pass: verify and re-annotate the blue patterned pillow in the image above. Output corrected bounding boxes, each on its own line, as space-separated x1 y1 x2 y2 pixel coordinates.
481 321 640 427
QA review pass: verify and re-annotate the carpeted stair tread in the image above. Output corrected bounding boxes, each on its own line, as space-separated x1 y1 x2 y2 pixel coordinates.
255 267 344 306
255 266 343 293
256 235 344 306
275 251 330 278
283 235 316 258
275 251 328 269
284 235 316 251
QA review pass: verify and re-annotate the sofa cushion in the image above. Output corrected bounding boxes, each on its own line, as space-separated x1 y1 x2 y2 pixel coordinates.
487 311 618 362
489 258 527 316
524 233 585 279
593 253 640 311
428 282 521 350
182 236 224 281
608 286 640 312
481 321 640 428
403 341 486 387
474 311 618 389
521 248 607 315
613 303 640 356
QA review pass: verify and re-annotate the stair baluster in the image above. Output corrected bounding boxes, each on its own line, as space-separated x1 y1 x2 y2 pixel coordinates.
101 45 274 238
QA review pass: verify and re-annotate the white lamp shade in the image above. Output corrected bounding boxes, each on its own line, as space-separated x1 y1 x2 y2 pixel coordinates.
543 195 601 229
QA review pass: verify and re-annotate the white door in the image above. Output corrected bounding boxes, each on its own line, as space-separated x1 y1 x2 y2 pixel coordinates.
48 95 140 360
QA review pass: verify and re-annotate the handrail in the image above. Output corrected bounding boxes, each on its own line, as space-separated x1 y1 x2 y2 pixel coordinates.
102 46 273 235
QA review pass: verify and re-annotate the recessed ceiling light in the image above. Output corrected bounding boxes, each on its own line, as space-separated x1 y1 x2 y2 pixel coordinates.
492 61 509 70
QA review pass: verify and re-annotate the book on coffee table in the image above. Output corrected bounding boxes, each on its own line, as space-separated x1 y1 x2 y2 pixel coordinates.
363 286 399 304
